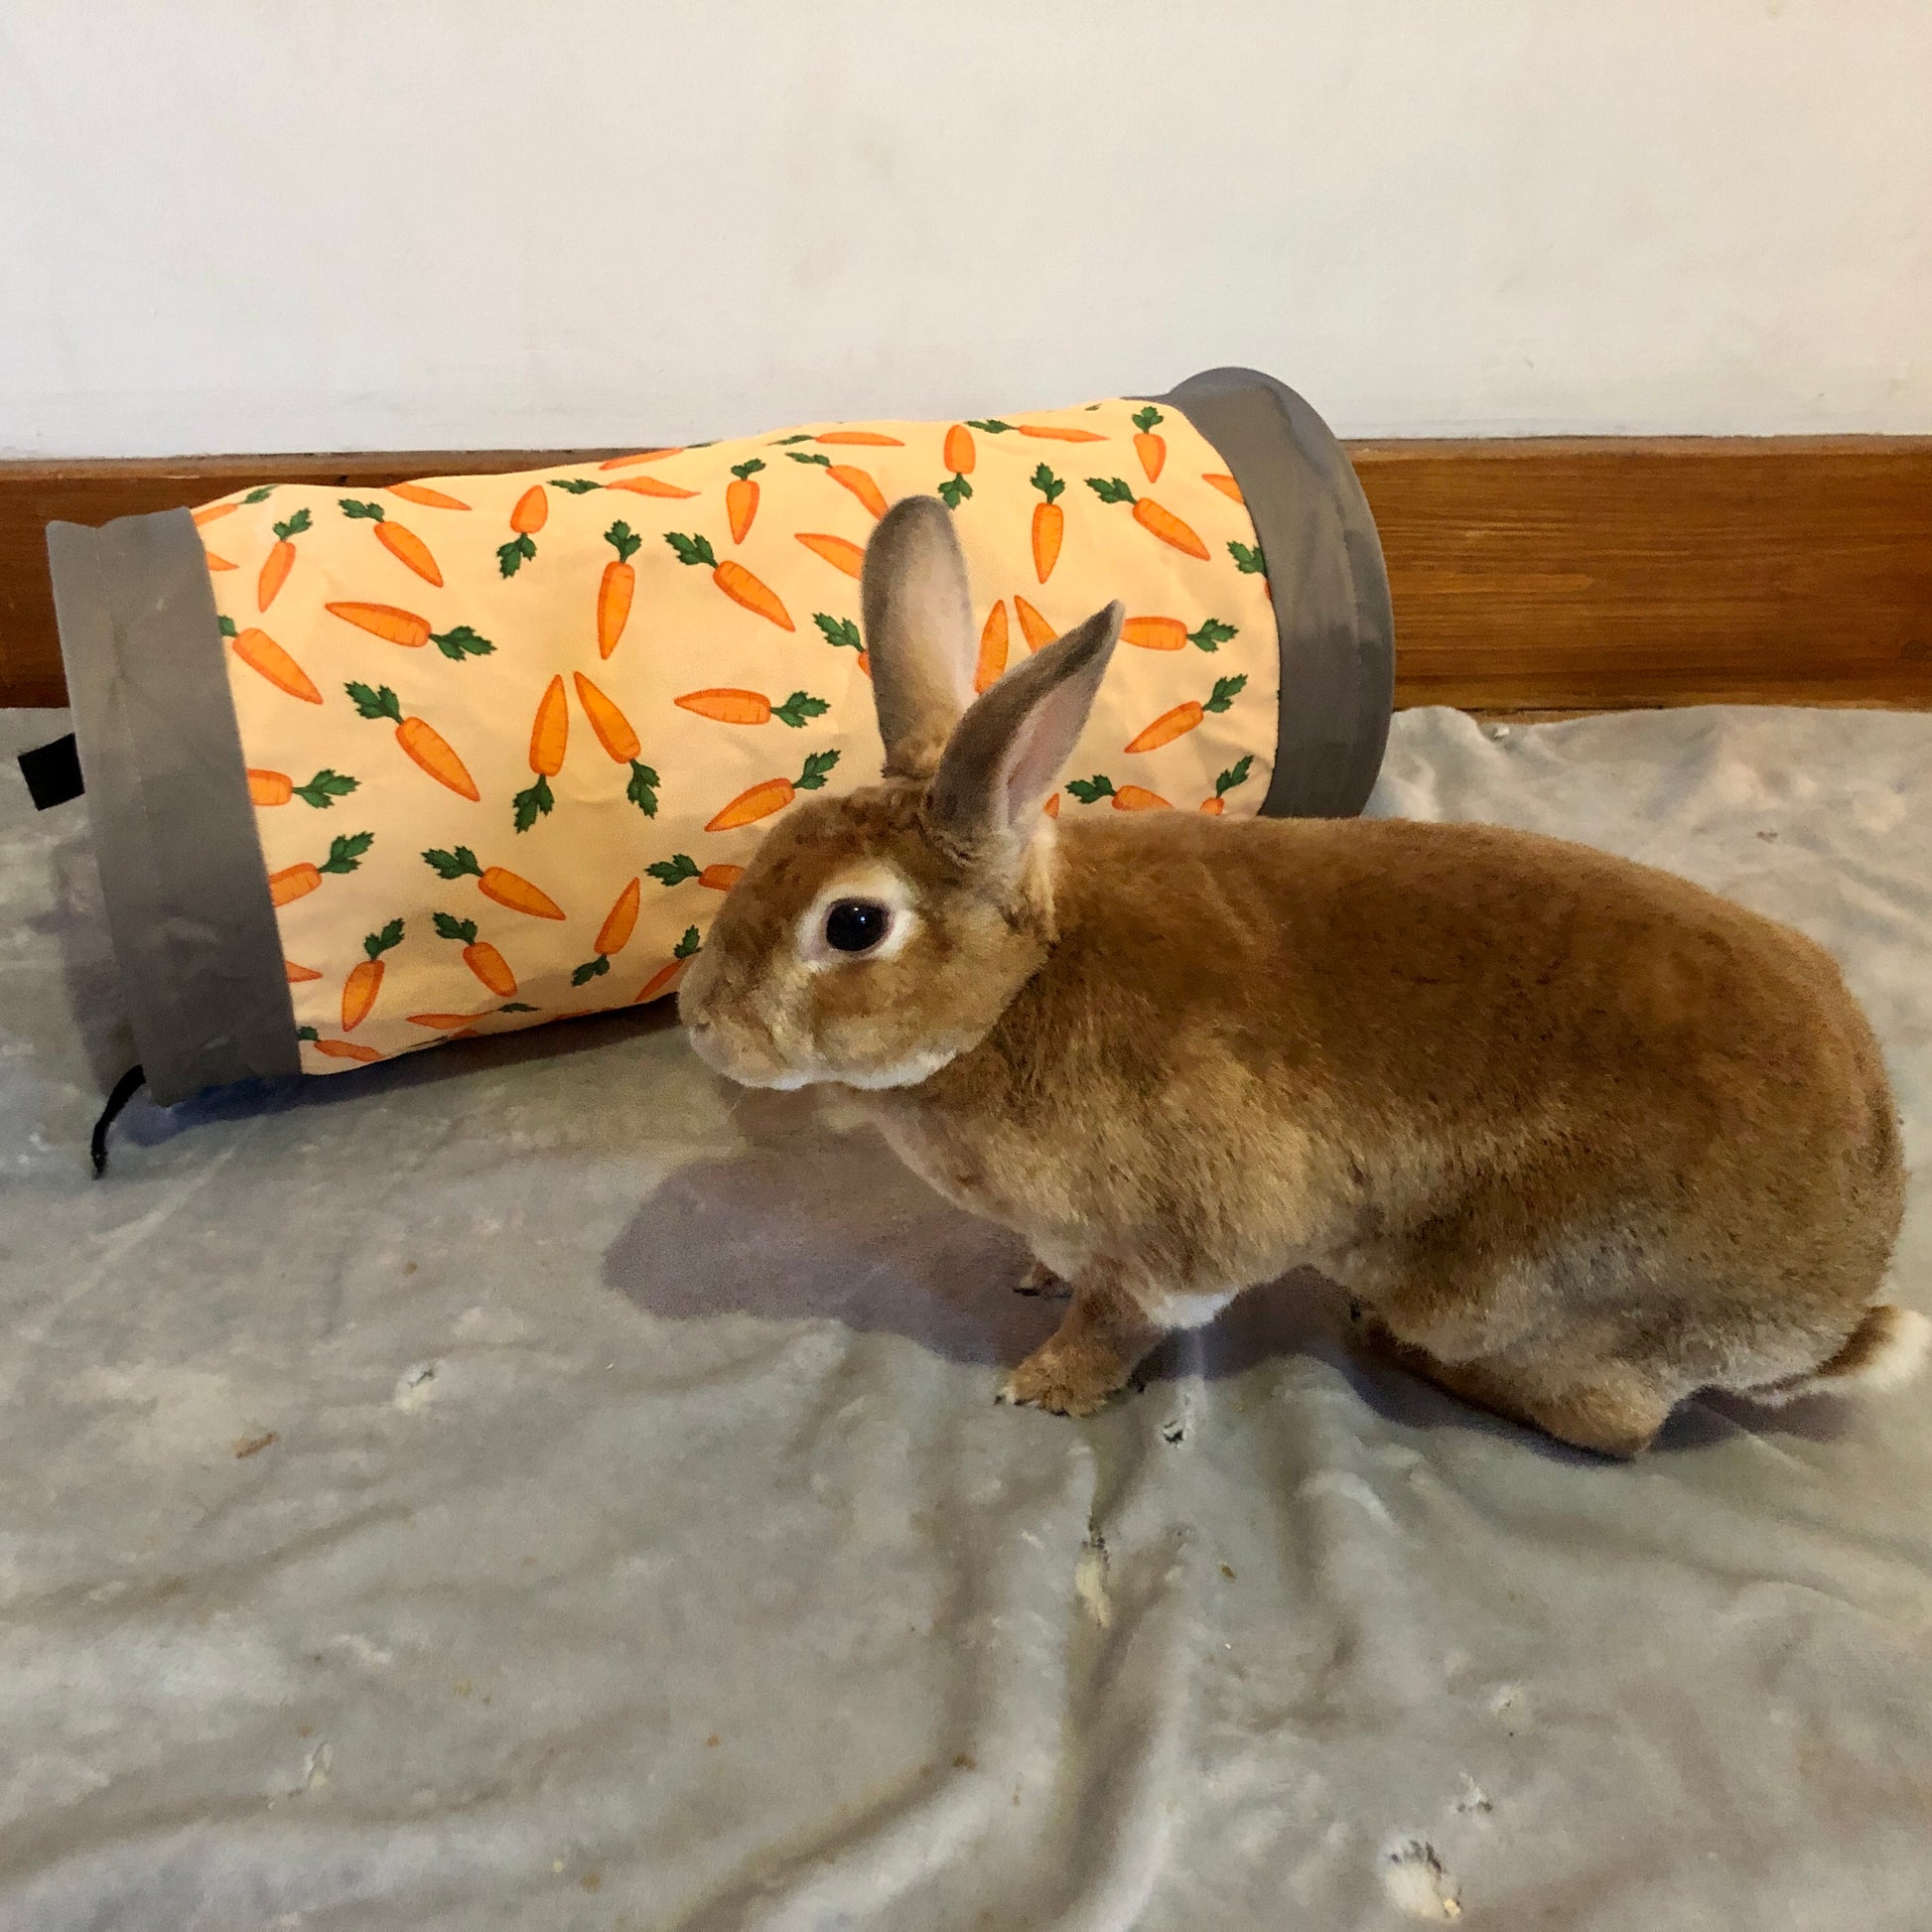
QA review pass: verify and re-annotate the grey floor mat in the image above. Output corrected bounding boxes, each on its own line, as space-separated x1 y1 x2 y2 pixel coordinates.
2 704 1928 1931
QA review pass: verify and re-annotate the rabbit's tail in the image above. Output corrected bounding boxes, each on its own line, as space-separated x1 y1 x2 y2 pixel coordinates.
1752 1303 1931 1407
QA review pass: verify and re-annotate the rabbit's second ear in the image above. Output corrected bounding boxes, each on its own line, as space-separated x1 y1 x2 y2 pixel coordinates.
927 602 1122 865
861 496 977 780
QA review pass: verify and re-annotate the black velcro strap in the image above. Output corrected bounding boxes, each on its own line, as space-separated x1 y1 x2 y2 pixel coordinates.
19 735 84 810
91 1064 147 1177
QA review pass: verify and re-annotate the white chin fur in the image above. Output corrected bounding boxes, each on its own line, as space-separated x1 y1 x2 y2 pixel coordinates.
832 1044 961 1091
703 1050 957 1093
684 1031 809 1091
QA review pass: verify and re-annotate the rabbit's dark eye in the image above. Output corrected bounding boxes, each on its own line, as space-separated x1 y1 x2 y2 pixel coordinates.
825 899 891 954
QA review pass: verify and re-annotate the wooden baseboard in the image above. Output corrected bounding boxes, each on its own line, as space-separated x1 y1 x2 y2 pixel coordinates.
3 439 1928 713
1353 437 1932 714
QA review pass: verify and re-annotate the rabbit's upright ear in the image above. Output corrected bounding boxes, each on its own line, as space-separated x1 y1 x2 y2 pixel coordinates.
927 602 1122 867
861 496 978 780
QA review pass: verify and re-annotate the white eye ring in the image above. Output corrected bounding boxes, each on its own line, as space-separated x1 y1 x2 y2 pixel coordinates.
797 868 920 967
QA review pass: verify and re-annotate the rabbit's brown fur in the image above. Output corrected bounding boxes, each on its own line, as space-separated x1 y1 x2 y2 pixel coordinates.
680 498 1916 1456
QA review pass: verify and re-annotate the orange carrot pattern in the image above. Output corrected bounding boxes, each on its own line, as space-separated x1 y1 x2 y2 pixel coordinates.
1064 776 1170 811
603 473 699 500
270 832 371 906
1123 675 1247 754
705 751 840 832
196 485 272 528
573 877 643 984
433 912 517 996
342 918 404 1032
634 926 702 1004
570 672 658 815
1121 616 1237 652
1131 406 1167 483
423 845 566 919
297 1027 382 1064
514 675 570 829
566 671 635 761
1202 472 1244 505
1198 756 1255 814
1030 466 1065 582
794 532 865 580
248 766 357 808
1228 539 1270 600
257 507 311 612
975 600 1010 694
600 448 685 471
531 676 570 773
388 482 473 511
787 450 888 519
726 459 764 542
595 521 641 657
347 682 481 800
206 395 1275 1073
938 424 975 508
595 878 641 957
666 531 794 628
1084 477 1209 560
673 688 829 728
221 616 322 704
1013 596 1055 651
205 552 238 572
511 485 549 536
812 613 871 677
340 499 444 585
326 602 429 648
647 854 743 892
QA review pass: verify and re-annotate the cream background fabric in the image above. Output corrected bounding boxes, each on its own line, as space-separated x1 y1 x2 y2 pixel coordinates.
197 399 1278 1072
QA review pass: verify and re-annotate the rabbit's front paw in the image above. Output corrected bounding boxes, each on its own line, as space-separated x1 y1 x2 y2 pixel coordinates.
1015 1259 1069 1299
1000 1337 1128 1417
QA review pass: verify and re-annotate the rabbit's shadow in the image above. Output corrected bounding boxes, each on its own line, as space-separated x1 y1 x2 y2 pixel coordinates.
603 1084 1368 1386
601 1083 1858 1454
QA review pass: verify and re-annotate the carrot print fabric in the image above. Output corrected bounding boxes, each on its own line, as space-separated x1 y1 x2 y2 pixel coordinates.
195 398 1281 1074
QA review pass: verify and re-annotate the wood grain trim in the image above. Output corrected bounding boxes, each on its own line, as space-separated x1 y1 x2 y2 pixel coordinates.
1349 437 1932 714
4 440 1929 713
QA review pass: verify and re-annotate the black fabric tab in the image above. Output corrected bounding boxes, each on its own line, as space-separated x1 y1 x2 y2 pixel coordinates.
18 734 84 810
91 1063 147 1177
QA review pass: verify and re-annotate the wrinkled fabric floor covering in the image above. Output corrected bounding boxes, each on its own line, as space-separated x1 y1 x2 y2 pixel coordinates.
2 704 1928 1932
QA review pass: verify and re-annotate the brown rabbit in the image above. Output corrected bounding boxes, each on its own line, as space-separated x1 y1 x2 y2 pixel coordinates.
679 496 1920 1455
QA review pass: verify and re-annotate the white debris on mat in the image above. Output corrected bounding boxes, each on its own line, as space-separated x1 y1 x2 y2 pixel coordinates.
1383 1838 1462 1920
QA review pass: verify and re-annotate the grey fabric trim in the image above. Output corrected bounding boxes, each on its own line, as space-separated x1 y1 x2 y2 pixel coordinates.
47 509 299 1105
1154 369 1394 818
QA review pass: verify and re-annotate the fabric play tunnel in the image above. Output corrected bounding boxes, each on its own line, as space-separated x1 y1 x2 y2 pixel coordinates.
43 366 1394 1106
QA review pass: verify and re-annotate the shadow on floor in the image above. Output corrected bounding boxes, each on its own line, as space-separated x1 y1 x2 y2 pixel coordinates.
600 1083 1359 1378
602 1087 1049 1369
108 1002 685 1153
599 1080 1855 1459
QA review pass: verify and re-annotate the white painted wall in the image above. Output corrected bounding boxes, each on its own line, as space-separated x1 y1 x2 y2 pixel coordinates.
3 1 1928 457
